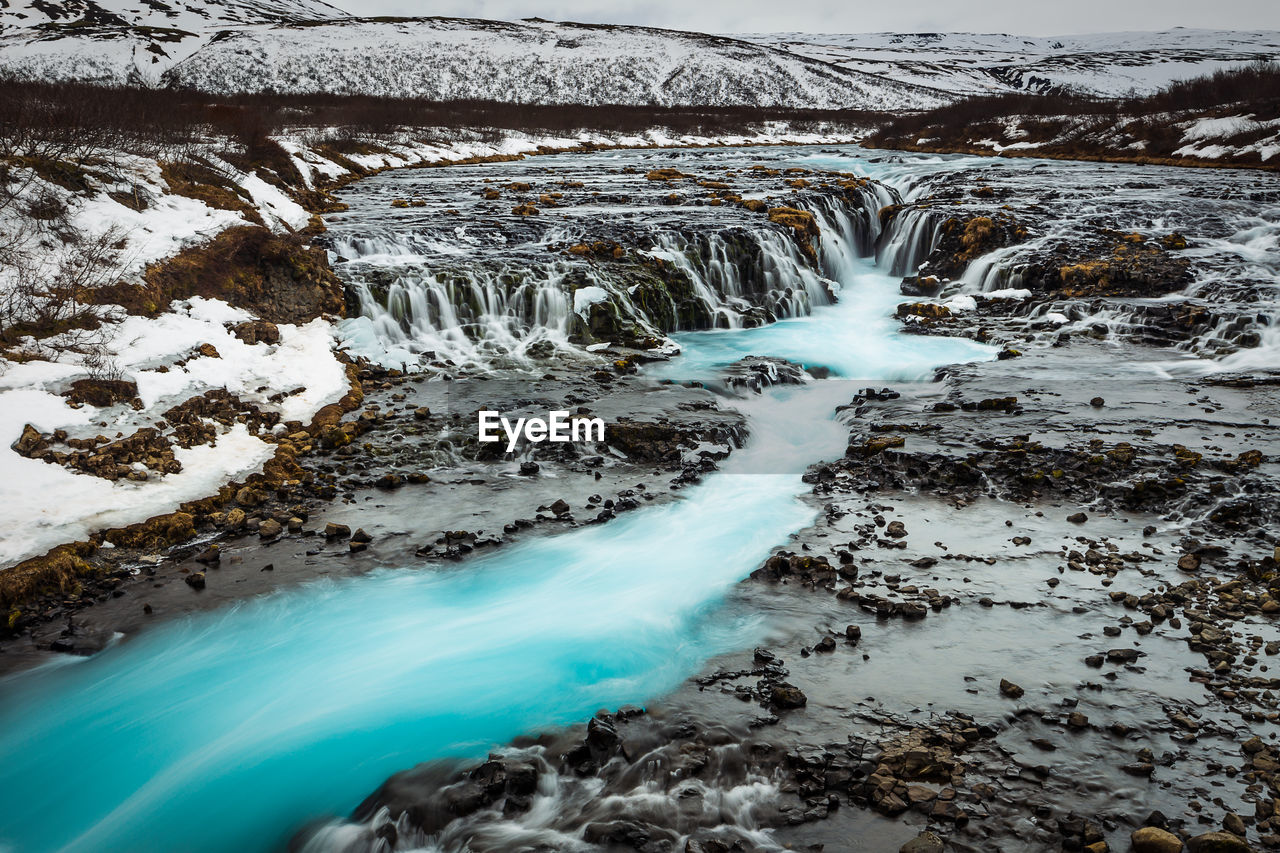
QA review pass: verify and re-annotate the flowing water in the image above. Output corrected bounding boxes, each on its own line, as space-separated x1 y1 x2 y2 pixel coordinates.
0 147 990 853
0 145 1275 853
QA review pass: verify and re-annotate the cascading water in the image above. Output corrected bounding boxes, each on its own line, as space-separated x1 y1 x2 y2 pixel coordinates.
0 146 997 853
330 151 900 373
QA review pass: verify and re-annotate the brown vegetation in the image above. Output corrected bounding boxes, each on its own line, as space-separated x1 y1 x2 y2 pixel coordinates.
866 62 1280 171
89 227 343 323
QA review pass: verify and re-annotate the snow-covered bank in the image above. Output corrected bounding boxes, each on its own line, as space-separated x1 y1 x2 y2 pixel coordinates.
0 299 344 569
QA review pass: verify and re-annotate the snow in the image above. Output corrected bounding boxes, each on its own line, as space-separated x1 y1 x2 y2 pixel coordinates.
0 9 948 109
739 29 1280 99
985 288 1033 299
0 421 274 570
944 295 978 312
1181 115 1259 141
238 173 311 230
573 286 611 315
0 297 345 569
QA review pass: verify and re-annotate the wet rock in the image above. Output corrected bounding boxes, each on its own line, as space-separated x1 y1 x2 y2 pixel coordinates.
723 356 810 393
1223 814 1247 836
1106 648 1143 663
901 602 928 619
185 572 206 590
583 820 651 848
324 523 351 540
1091 397 1106 407
550 499 571 517
519 462 540 475
1068 512 1089 524
1185 832 1253 853
999 679 1024 699
258 519 282 539
886 520 907 538
814 636 836 653
1178 554 1202 571
769 683 808 710
845 625 862 644
900 830 944 853
351 528 372 544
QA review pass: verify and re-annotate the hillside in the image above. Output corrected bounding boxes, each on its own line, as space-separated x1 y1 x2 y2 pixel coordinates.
0 0 346 83
865 62 1280 169
739 29 1280 97
162 17 951 108
0 3 951 108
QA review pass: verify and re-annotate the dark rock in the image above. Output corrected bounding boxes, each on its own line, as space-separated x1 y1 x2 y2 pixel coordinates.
65 378 139 408
769 683 808 709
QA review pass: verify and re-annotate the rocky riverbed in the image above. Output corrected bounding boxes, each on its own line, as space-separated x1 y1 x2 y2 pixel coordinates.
1 145 1277 853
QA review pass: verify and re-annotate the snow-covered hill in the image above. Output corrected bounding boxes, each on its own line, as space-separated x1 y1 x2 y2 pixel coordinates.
0 0 347 83
0 4 950 108
161 17 950 108
739 29 1280 97
2 3 1277 108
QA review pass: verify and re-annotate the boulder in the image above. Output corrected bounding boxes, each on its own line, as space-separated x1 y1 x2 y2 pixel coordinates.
232 320 281 345
999 678 1024 699
769 683 807 709
900 831 944 853
1185 832 1253 853
13 424 47 456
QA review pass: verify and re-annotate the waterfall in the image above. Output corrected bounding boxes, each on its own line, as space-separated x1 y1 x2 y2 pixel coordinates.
334 184 888 371
875 205 944 277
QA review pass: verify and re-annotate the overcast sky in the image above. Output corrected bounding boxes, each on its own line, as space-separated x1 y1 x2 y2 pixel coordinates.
329 0 1280 35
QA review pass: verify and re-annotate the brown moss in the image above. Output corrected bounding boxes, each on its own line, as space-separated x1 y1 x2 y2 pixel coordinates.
896 302 952 321
767 206 821 261
0 541 99 609
160 161 262 225
103 512 195 549
91 226 343 324
959 217 996 256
